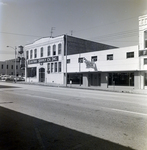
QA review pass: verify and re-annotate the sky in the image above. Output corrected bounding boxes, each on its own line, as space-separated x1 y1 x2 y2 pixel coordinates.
0 0 147 61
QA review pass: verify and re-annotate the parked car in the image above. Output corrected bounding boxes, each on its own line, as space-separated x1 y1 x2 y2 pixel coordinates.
14 76 25 81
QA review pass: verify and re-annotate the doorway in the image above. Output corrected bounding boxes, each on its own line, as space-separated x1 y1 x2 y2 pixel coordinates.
39 68 45 82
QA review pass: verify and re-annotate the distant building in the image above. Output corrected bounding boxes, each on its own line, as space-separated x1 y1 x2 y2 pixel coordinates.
24 14 147 90
0 59 25 76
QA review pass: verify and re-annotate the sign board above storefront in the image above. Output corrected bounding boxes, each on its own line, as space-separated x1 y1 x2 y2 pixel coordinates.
28 56 58 64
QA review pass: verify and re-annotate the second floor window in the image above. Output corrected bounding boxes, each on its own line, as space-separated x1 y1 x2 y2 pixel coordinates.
67 59 70 64
58 43 62 55
11 65 13 69
144 58 147 64
126 52 134 58
47 46 51 56
53 45 56 55
30 50 33 59
1 64 3 69
107 54 113 60
40 47 43 57
34 49 37 58
91 56 97 62
26 51 29 59
78 58 83 63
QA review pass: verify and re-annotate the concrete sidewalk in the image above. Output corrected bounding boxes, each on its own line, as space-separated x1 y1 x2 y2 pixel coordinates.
17 81 147 95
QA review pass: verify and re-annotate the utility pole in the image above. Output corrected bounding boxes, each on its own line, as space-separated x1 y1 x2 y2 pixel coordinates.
65 34 67 87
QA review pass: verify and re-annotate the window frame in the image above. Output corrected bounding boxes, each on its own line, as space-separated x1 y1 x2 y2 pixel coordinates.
58 62 62 72
47 46 51 56
26 51 29 59
144 58 147 65
58 43 62 55
78 58 83 63
54 62 57 72
30 50 33 59
40 47 43 57
126 52 134 58
67 59 70 64
107 54 113 60
91 56 97 62
53 45 56 55
34 49 37 58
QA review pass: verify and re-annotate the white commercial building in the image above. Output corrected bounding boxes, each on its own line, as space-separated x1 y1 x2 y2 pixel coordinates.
24 14 147 90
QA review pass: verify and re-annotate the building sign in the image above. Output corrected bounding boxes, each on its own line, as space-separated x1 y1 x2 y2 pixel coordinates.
83 57 97 70
28 56 59 64
28 59 38 64
38 58 47 63
52 56 58 61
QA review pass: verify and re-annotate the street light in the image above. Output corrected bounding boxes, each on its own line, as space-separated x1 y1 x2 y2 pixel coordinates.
7 46 17 83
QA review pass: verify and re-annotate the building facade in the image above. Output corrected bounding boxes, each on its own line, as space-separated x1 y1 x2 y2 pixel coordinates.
0 59 25 76
25 14 147 89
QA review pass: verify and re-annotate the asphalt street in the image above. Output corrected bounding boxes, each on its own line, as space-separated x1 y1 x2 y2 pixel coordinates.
0 82 147 150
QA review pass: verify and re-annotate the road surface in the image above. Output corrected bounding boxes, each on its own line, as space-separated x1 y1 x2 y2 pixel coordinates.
0 82 147 150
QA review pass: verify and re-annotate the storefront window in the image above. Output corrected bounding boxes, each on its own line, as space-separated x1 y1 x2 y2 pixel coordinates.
27 67 36 77
108 72 134 86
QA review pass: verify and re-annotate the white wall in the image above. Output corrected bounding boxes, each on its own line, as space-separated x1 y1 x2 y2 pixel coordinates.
64 45 139 73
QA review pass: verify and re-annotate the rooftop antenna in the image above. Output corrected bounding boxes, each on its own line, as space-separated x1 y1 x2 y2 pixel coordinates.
50 27 55 38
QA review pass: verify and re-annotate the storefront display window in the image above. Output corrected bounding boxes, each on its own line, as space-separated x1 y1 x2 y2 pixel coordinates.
108 72 134 86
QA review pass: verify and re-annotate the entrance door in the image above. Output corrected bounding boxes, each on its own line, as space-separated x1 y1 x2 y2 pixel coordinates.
39 68 45 82
88 73 100 86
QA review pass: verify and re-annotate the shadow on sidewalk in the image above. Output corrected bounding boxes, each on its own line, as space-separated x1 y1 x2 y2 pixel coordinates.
0 106 134 150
